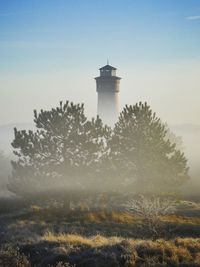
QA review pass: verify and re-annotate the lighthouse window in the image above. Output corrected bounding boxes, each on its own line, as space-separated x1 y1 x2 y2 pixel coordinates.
112 70 116 76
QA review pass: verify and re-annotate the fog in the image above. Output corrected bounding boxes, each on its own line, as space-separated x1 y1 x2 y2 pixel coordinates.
1 62 200 200
1 60 200 126
0 113 200 199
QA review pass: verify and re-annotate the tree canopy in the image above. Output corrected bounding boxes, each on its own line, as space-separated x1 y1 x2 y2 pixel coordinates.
9 101 111 195
10 101 189 196
109 102 189 193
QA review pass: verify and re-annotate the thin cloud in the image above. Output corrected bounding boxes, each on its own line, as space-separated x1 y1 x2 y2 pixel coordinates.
186 16 200 20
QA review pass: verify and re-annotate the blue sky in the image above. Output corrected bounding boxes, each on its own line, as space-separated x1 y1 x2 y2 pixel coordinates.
0 0 200 125
0 0 200 73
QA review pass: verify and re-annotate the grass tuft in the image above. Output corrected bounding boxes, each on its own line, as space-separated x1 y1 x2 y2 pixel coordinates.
42 231 122 247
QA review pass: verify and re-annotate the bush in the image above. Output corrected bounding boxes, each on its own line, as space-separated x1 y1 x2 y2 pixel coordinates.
0 247 30 267
126 195 177 239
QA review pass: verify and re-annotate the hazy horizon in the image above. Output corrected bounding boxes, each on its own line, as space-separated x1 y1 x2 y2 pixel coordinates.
0 0 200 125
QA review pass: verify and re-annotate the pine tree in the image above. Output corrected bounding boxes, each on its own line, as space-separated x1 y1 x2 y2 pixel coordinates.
109 102 189 193
9 101 111 195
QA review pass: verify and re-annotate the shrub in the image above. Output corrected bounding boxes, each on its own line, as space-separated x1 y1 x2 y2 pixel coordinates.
126 195 176 239
0 247 30 267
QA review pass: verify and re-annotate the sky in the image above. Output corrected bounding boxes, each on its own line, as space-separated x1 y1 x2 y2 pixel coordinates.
0 0 200 125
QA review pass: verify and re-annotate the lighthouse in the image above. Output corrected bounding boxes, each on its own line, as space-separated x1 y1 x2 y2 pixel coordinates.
95 64 121 125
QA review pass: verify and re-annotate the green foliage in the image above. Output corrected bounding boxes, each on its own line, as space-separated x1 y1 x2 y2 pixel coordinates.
9 101 189 195
109 102 189 192
9 101 111 195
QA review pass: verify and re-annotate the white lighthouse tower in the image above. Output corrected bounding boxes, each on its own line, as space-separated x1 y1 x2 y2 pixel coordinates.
95 63 121 125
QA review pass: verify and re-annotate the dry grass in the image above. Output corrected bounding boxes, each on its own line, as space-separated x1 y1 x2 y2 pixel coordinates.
42 231 122 247
161 214 200 225
30 204 43 212
175 237 200 253
42 232 94 246
133 239 193 264
1 232 200 266
41 233 200 265
84 210 136 224
0 247 30 267
55 263 75 267
23 203 200 226
9 210 200 231
1 197 200 266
